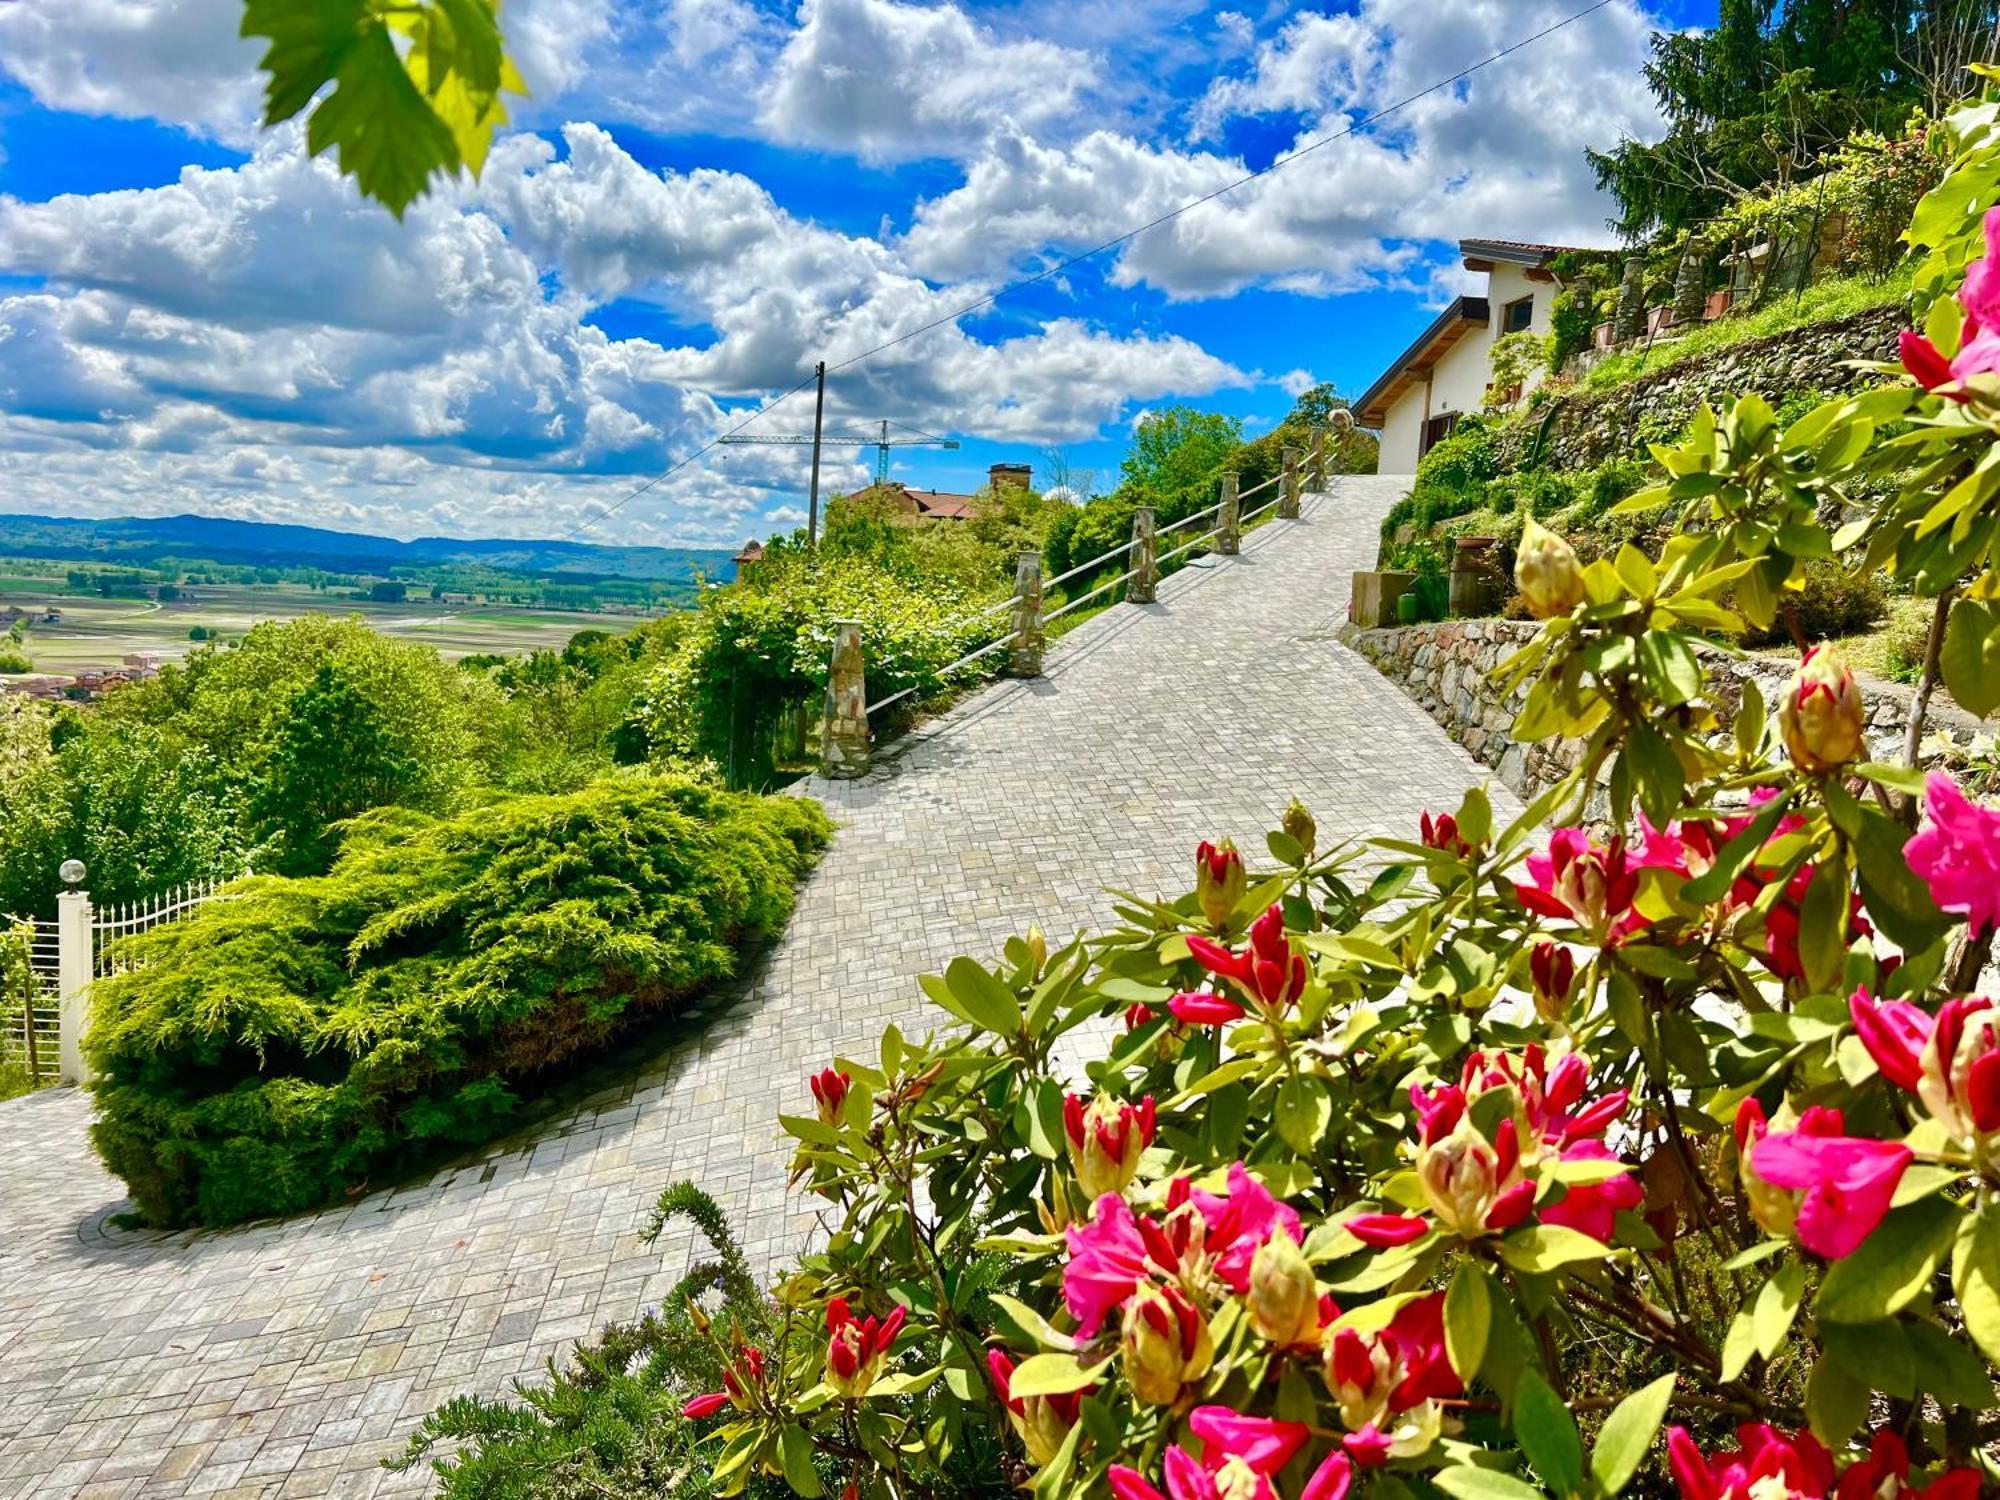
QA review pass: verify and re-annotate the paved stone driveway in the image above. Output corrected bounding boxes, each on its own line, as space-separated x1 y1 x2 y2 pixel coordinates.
0 477 1522 1498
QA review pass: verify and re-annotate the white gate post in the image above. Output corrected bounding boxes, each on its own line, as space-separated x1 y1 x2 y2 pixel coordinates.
57 886 93 1085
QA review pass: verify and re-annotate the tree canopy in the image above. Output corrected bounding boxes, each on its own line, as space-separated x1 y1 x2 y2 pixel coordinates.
1589 0 1997 238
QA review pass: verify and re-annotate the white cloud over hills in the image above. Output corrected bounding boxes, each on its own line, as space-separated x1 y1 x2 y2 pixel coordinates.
0 0 1667 543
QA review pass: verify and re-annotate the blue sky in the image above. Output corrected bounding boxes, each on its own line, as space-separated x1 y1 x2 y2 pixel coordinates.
0 0 1716 548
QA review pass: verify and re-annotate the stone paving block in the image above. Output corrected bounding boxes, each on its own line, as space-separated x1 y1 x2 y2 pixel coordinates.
0 481 1522 1495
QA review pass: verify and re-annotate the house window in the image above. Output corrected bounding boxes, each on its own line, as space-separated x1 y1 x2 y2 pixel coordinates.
1421 412 1459 456
1503 295 1534 333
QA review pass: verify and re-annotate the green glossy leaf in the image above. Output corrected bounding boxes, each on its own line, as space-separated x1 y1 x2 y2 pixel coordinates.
1003 1353 1109 1398
1821 1321 1914 1400
1513 1369 1583 1497
780 1425 823 1497
1942 598 2000 718
944 955 1022 1034
1952 1203 2000 1365
987 1294 1075 1353
1444 1260 1493 1384
1432 1466 1548 1500
1499 1224 1614 1274
1275 1073 1331 1154
1590 1374 1675 1498
1805 1355 1870 1447
1751 1262 1806 1358
1816 1194 1960 1324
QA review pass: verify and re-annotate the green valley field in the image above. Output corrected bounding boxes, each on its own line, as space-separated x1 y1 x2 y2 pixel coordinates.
0 573 663 673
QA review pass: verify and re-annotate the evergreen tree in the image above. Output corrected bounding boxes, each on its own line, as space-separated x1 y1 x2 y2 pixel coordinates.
1589 0 1994 238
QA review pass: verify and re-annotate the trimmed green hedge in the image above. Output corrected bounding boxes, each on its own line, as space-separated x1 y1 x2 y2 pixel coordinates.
87 775 832 1227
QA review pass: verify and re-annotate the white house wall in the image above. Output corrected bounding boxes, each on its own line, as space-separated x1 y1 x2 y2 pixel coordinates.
1378 392 1427 475
1372 261 1558 475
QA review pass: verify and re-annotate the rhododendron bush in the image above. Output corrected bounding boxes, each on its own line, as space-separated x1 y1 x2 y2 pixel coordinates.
672 91 2000 1500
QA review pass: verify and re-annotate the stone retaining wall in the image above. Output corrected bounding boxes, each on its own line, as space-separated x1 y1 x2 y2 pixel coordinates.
1498 304 1905 472
1341 616 1978 802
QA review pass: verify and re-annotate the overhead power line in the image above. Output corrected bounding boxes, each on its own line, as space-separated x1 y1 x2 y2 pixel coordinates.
565 0 1621 543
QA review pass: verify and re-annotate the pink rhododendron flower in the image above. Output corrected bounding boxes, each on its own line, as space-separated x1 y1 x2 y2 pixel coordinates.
1529 942 1577 1023
1852 988 2000 1141
1905 772 2000 937
988 1350 1091 1467
1419 810 1474 858
1667 1424 1834 1500
1061 1165 1302 1336
1517 828 1645 942
1190 1162 1304 1294
681 1344 765 1420
1064 1092 1155 1199
1169 990 1249 1026
1740 1113 1910 1260
1187 905 1307 1015
1320 1291 1461 1465
1062 1193 1156 1337
1849 988 1933 1091
1900 207 2000 399
1195 840 1246 928
1107 1406 1351 1500
1539 1139 1644 1241
1832 1430 1983 1500
824 1297 904 1398
1349 1050 1637 1245
1345 1213 1430 1247
810 1067 851 1126
1759 863 1871 986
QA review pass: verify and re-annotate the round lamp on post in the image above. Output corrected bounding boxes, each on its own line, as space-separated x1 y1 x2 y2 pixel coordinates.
59 859 86 888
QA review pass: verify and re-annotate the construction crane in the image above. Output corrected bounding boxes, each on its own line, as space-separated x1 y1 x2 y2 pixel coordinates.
718 417 960 486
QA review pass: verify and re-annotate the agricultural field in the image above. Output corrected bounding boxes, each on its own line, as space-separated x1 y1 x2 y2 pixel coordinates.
0 571 667 675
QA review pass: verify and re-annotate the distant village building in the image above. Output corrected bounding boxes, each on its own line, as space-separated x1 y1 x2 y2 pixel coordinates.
732 539 766 582
858 462 1034 523
1355 239 1581 475
4 675 74 700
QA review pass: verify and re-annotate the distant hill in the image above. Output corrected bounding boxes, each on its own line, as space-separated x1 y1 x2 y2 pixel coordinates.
0 513 735 584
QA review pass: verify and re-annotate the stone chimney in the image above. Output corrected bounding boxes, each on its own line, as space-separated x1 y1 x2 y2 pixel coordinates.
988 462 1032 493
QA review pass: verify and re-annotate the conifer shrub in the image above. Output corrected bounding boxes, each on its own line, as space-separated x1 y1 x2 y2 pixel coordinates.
86 776 832 1227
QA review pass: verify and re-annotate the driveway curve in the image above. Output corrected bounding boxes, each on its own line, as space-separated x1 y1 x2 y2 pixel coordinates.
0 477 1520 1497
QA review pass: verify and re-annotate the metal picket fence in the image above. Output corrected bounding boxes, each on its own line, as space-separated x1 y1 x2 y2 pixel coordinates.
4 871 230 1092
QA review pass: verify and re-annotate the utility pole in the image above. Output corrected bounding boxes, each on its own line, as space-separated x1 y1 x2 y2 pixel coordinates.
808 361 826 548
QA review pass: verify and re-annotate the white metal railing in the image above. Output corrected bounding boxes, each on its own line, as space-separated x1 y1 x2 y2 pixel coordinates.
3 919 60 1089
5 873 233 1091
90 876 227 975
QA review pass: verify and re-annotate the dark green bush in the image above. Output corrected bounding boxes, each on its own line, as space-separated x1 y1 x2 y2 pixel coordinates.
1741 559 1888 646
1584 457 1648 516
87 776 831 1226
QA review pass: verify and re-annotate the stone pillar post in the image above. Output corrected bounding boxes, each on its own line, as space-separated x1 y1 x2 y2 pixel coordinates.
1127 508 1159 604
819 620 870 779
56 887 92 1085
1217 472 1241 556
1310 426 1327 490
1009 552 1045 677
1279 447 1301 519
1671 238 1707 327
1613 255 1647 343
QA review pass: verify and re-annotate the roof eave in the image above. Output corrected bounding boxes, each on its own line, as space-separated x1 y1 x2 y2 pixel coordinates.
1354 296 1489 426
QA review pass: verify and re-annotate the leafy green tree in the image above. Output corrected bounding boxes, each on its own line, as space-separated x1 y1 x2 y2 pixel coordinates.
1586 0 1976 237
255 663 420 874
1119 405 1243 502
